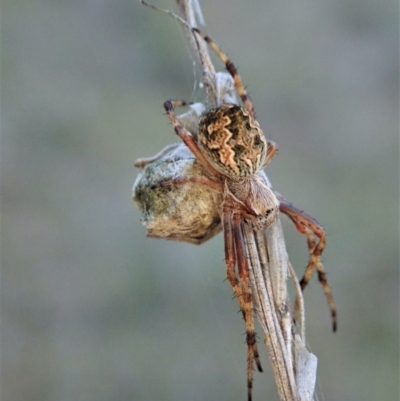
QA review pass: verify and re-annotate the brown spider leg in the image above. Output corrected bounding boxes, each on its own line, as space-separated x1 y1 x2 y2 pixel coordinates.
164 100 224 179
278 196 337 332
263 140 278 167
223 209 263 371
223 208 262 401
168 99 193 108
303 227 336 326
151 175 224 192
192 28 255 118
135 100 193 168
223 209 244 312
234 215 263 401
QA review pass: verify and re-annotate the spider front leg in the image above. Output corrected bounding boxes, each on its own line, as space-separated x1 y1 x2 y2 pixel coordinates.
164 100 223 179
278 195 337 331
192 28 255 118
264 140 278 167
223 207 262 401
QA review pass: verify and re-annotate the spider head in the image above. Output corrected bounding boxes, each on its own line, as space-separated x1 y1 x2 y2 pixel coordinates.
198 104 267 179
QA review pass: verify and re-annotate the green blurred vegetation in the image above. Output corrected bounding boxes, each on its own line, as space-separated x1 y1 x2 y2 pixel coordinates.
2 0 398 400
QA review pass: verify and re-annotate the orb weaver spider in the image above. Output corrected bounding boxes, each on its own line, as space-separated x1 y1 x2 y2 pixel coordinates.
151 27 336 401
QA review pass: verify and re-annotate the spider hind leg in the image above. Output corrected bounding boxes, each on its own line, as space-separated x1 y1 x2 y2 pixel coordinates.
224 207 263 401
279 196 337 331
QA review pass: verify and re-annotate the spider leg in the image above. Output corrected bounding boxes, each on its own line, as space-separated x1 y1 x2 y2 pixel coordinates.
224 208 262 401
192 28 255 118
223 210 263 372
136 100 194 168
167 99 193 108
151 175 224 192
223 209 244 313
278 196 337 332
164 100 223 178
263 140 278 167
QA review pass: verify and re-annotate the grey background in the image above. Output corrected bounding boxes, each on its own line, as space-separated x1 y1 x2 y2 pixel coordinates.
2 0 398 400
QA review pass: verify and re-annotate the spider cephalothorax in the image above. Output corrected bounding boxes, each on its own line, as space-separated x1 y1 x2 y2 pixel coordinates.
227 174 279 230
198 104 267 178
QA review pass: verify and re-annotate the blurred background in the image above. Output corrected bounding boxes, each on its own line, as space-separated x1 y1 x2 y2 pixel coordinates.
2 0 398 400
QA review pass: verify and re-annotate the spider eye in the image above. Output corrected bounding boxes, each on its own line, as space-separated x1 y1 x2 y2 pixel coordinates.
254 136 261 146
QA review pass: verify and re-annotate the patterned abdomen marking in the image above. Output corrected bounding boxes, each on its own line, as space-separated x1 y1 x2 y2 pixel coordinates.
198 104 267 179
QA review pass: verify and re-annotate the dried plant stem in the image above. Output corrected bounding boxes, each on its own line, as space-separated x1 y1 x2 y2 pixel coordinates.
175 0 216 77
244 222 300 401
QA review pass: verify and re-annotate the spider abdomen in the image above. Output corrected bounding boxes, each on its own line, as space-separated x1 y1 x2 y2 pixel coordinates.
198 104 267 179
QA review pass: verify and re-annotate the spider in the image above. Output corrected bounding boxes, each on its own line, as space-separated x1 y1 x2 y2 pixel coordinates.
152 27 337 401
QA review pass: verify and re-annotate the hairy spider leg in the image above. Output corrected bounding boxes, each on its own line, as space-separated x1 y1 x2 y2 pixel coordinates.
223 209 246 317
168 99 193 108
164 100 223 178
278 196 337 331
303 228 335 325
234 220 263 401
223 205 262 401
135 100 194 168
263 140 278 167
192 28 255 118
